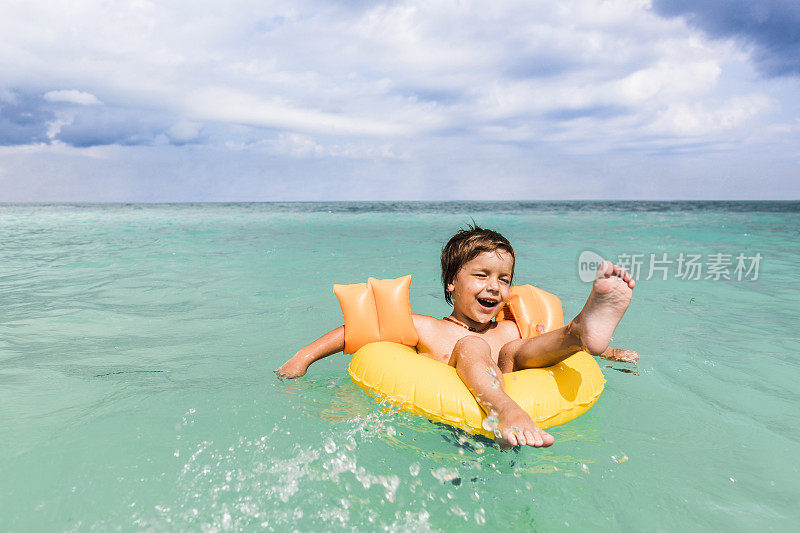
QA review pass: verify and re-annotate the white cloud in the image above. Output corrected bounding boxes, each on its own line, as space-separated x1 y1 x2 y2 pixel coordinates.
43 89 102 106
266 132 404 159
615 60 722 102
0 0 798 199
165 121 202 143
647 94 773 137
0 89 17 103
45 113 74 140
183 87 412 137
0 140 112 159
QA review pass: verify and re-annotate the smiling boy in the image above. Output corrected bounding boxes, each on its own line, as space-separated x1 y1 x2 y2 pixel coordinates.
276 225 636 448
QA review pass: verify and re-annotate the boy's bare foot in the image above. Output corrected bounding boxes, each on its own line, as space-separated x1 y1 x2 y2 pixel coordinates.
496 405 554 448
274 357 308 379
572 260 634 356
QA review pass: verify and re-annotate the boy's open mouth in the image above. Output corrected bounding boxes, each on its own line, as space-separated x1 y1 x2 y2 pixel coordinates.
477 297 499 309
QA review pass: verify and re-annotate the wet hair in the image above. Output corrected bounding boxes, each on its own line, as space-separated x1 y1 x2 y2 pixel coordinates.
440 224 515 305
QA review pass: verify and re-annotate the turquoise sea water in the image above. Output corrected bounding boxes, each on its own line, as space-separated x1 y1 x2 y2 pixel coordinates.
1 201 798 531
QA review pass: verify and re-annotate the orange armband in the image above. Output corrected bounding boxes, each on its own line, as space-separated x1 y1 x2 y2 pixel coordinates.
498 285 565 337
333 275 419 354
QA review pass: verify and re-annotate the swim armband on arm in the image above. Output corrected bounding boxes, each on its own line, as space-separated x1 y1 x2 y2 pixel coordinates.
498 285 565 337
333 275 419 354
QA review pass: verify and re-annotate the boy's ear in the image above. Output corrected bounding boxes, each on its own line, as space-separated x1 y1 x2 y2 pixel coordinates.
446 281 454 292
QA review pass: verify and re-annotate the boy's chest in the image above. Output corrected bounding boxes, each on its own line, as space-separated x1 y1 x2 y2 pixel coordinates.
416 323 519 364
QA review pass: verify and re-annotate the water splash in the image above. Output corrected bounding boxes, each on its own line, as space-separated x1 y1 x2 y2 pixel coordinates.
482 415 499 433
432 467 460 484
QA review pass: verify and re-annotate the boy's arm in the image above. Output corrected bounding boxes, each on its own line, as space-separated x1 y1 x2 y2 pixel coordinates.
274 326 345 378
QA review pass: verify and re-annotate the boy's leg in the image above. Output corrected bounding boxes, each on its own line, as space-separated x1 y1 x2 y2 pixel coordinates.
449 336 554 448
498 327 581 372
500 260 635 372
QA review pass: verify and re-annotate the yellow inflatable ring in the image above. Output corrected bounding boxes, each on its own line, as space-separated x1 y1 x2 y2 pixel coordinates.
348 342 606 438
333 275 606 437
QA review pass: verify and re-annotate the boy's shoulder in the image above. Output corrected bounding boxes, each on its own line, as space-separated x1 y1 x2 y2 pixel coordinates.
411 313 446 330
411 313 456 338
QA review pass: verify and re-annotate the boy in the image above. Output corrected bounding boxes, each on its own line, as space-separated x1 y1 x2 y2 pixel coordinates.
276 226 636 449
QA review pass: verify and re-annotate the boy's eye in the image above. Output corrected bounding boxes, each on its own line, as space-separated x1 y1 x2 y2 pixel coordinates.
474 273 486 278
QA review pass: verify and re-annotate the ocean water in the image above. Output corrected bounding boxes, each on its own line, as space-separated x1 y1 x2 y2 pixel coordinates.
1 201 798 531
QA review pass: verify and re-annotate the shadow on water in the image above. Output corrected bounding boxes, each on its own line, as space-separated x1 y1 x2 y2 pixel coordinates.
94 369 167 377
605 365 641 375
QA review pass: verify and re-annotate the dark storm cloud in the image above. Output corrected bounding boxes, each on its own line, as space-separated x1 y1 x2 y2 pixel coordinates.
55 108 167 147
0 89 204 147
0 94 54 145
652 0 800 77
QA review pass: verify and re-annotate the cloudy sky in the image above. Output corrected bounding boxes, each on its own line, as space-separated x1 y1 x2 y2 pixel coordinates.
1 0 798 201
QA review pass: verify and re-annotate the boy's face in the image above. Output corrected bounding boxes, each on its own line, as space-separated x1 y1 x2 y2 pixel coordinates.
447 250 514 325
